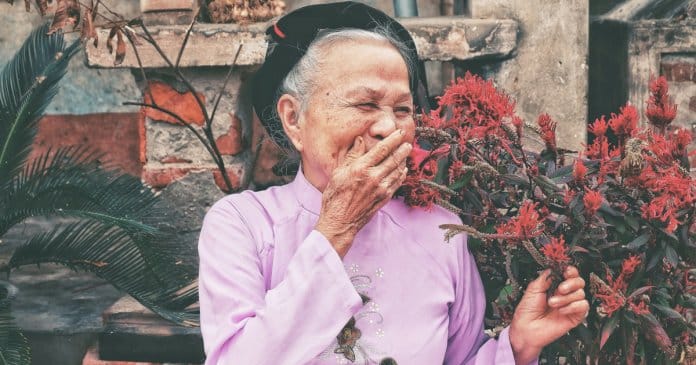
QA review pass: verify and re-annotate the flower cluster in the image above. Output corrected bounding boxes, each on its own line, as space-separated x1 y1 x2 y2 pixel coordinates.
403 73 695 364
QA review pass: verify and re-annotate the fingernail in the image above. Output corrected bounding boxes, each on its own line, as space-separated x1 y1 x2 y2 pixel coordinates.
399 129 405 135
549 297 559 306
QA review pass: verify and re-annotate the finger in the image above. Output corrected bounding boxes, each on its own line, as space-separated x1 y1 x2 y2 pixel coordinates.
362 130 405 165
548 289 585 308
525 269 553 294
377 165 408 200
564 266 580 279
375 142 411 177
558 299 590 317
556 277 586 295
345 136 366 163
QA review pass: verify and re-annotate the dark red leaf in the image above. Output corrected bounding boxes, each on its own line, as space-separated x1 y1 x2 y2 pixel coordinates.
106 26 118 54
114 29 126 65
638 312 674 356
48 0 81 34
627 286 653 300
36 0 48 15
80 7 98 47
599 314 619 350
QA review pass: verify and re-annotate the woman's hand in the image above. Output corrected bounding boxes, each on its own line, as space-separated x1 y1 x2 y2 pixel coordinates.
509 266 589 365
315 130 412 258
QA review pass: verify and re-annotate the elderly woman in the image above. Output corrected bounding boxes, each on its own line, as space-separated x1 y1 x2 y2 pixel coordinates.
198 2 589 364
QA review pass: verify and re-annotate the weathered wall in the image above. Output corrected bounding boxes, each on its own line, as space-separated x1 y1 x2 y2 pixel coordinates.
0 1 142 115
469 0 589 152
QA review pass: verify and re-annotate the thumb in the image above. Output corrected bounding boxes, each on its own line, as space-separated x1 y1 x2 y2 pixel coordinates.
345 136 365 162
525 269 553 295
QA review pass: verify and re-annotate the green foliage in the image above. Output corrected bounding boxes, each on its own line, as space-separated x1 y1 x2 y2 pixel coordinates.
406 73 695 364
0 24 199 363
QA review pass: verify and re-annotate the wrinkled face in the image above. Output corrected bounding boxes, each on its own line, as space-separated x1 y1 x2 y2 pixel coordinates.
278 39 416 191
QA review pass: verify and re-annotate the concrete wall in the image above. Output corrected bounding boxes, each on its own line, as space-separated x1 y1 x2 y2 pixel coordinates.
469 0 590 152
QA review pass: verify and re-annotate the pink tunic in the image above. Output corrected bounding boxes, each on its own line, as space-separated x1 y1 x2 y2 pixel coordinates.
198 168 537 364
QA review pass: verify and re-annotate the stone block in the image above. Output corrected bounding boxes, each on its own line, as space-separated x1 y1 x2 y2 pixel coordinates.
85 18 518 68
99 296 204 364
470 0 589 152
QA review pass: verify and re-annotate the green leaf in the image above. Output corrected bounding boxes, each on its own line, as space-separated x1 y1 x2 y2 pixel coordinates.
448 171 474 191
0 23 80 185
500 173 529 188
0 283 30 365
652 304 686 324
664 244 679 266
8 221 198 326
626 233 650 250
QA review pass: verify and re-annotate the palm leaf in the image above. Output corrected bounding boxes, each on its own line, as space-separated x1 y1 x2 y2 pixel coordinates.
0 146 160 236
0 282 30 365
0 23 80 184
7 220 199 326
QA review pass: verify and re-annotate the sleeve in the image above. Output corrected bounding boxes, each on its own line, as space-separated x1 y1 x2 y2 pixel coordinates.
444 234 539 365
198 198 364 365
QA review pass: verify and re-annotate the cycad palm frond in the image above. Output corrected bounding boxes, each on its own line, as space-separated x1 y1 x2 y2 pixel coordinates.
0 283 30 365
7 221 199 326
0 146 160 237
0 23 80 183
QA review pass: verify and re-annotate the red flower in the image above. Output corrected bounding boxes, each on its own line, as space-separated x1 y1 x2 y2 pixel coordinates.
588 116 609 138
537 113 557 152
496 201 544 240
573 158 587 183
671 128 692 157
609 103 638 138
563 188 576 205
646 76 677 129
541 236 571 264
583 189 603 216
628 299 650 315
613 255 641 292
595 293 626 318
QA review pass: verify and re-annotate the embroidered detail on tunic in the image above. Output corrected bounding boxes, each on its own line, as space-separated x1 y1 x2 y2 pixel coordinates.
318 264 397 364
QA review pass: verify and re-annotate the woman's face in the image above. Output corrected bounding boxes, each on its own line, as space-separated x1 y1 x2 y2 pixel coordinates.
280 39 416 191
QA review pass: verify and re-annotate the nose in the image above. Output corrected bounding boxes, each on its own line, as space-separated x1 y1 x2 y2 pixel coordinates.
368 110 398 140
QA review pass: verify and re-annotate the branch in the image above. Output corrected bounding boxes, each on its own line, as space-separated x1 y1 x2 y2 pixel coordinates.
209 44 243 130
123 101 220 166
175 8 200 69
137 22 211 127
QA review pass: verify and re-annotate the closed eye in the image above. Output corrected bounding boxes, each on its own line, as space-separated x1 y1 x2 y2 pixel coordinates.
395 106 413 115
355 102 379 111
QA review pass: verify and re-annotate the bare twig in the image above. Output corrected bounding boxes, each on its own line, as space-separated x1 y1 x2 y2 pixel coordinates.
122 29 157 109
209 44 243 130
136 21 236 191
175 9 200 69
123 101 221 167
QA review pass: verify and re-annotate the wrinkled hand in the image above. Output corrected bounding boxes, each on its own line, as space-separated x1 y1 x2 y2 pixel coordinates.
509 266 589 365
315 130 412 258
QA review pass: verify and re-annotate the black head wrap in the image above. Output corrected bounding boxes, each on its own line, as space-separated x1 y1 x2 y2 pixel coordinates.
252 1 429 151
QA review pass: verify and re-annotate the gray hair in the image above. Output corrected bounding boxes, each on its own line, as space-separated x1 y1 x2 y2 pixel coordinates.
270 27 418 153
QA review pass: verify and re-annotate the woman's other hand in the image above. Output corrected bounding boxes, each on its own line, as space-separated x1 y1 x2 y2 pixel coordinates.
509 266 589 364
315 129 412 258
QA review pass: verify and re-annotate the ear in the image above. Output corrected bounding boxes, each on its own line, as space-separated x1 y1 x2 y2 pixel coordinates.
277 94 304 152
